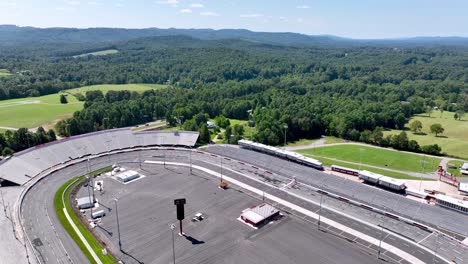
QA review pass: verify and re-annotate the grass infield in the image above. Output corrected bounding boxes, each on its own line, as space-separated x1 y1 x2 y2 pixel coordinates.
298 144 441 173
53 166 116 264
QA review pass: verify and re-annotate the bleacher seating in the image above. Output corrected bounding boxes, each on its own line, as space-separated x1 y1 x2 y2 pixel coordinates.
0 128 199 185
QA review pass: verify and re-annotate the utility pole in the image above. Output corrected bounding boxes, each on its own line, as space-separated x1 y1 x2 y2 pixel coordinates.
220 157 223 183
170 224 176 264
318 185 324 230
283 125 288 149
113 198 122 251
189 149 192 174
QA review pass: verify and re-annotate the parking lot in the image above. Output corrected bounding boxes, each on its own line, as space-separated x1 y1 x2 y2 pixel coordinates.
76 163 378 264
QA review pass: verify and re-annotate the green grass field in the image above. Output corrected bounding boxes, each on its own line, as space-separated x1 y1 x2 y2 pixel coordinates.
0 69 11 77
447 160 467 177
0 93 83 128
73 49 119 58
384 111 468 159
65 83 167 95
297 144 441 173
312 155 427 180
54 166 115 264
286 136 345 147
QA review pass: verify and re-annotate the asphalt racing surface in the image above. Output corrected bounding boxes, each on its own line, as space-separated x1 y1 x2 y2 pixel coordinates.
207 145 468 238
20 149 463 264
81 164 379 264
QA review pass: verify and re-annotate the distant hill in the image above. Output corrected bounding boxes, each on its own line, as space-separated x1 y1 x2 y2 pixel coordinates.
1 25 468 47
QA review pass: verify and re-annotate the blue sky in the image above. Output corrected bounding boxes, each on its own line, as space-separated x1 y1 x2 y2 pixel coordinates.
0 0 467 39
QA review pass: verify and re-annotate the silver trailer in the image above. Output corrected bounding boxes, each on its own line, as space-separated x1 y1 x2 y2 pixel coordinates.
91 210 106 219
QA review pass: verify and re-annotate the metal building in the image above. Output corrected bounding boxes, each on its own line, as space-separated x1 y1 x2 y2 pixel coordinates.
240 203 279 227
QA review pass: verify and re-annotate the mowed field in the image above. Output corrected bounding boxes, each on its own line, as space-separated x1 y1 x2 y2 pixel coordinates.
0 84 167 130
0 69 11 77
384 111 468 159
297 144 441 173
72 49 119 58
65 83 167 94
0 94 83 129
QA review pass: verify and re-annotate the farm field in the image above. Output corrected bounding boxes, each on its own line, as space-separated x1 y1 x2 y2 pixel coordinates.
384 111 468 159
0 93 83 129
297 144 441 173
72 49 119 58
65 83 167 95
0 69 11 77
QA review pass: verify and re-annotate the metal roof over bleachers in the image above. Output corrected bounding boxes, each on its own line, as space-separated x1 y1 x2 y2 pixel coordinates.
0 129 199 186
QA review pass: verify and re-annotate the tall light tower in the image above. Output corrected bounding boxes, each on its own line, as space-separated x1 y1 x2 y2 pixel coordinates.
283 125 288 149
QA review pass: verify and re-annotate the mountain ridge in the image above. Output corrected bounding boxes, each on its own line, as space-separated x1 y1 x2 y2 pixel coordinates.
1 25 468 47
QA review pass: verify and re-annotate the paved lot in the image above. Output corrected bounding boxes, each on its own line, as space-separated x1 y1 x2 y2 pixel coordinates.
86 164 379 264
206 145 468 238
20 148 464 264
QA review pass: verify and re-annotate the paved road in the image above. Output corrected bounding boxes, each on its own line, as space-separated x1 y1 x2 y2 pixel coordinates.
20 149 463 264
207 145 468 237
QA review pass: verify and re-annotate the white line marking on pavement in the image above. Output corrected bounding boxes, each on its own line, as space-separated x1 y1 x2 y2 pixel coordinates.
418 232 433 244
146 160 432 264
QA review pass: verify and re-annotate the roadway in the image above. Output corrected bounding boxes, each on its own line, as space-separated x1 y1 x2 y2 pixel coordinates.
20 149 464 264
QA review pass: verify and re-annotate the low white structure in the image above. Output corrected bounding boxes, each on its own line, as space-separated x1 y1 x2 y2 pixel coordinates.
240 203 279 227
76 197 94 209
459 182 468 195
91 210 106 219
435 194 468 214
115 170 140 183
461 163 468 175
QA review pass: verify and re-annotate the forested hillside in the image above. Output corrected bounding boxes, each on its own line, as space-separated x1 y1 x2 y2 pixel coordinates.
0 33 467 156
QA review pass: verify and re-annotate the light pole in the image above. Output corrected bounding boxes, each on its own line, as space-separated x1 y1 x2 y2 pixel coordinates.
359 148 365 170
189 148 192 174
247 109 253 140
136 136 142 170
169 224 176 264
220 156 223 183
318 183 327 230
113 198 122 251
283 125 288 149
420 159 428 191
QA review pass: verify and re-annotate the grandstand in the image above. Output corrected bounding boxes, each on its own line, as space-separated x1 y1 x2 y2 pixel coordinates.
0 128 199 186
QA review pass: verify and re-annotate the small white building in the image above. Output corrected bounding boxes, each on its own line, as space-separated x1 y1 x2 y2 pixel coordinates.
76 197 94 209
207 121 216 129
461 163 468 175
116 170 140 183
240 203 279 227
459 182 468 195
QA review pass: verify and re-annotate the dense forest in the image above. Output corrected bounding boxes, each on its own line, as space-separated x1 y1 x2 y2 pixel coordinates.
0 31 467 156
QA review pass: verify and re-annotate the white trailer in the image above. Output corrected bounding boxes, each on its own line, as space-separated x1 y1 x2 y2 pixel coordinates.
378 176 406 191
358 170 382 184
91 210 106 219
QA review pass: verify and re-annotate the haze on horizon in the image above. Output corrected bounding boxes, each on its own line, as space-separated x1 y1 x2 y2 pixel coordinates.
0 0 467 39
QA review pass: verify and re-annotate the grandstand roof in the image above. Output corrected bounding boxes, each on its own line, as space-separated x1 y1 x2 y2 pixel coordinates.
0 129 199 185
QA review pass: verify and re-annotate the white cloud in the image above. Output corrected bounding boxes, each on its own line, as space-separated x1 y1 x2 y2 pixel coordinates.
88 1 102 6
156 0 178 7
116 2 124 7
240 13 263 18
0 1 17 7
191 3 203 8
200 11 220 16
180 8 192 13
296 5 310 9
65 0 81 5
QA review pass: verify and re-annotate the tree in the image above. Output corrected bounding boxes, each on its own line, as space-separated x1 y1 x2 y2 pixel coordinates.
430 123 444 137
60 94 68 104
456 110 465 121
425 106 433 117
2 147 14 156
198 124 210 144
409 120 422 134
